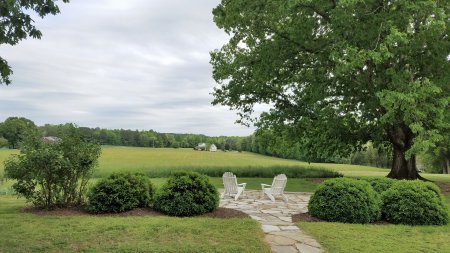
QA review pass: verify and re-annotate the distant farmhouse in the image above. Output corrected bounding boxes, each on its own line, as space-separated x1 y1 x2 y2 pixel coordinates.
42 136 61 144
194 143 217 152
194 143 207 151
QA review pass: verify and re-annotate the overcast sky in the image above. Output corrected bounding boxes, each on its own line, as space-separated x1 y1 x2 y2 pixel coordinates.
0 0 256 136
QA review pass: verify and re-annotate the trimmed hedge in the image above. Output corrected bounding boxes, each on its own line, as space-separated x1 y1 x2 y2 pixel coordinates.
87 173 154 213
362 177 396 194
308 178 381 224
381 180 449 225
154 171 219 217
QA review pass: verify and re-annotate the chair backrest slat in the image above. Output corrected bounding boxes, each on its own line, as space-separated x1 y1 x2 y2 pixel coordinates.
271 174 287 195
223 172 238 194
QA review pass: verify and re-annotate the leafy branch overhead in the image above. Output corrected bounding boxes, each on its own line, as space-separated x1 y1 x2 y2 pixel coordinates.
0 0 69 85
211 0 450 179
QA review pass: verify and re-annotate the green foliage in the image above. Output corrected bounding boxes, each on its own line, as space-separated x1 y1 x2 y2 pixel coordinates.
39 123 248 150
300 192 450 253
0 117 37 149
362 177 396 194
0 0 69 85
4 126 101 208
381 180 449 225
308 178 381 224
87 173 154 213
154 171 219 217
211 0 450 179
142 165 342 179
0 137 8 148
349 142 392 168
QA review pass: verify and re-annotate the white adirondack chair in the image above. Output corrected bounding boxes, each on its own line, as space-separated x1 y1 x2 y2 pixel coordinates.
221 172 246 201
261 174 288 202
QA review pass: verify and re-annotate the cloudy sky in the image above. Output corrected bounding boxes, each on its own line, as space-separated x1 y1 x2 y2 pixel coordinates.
0 0 256 136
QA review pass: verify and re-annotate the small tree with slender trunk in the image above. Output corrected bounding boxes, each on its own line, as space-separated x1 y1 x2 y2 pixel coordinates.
4 125 101 208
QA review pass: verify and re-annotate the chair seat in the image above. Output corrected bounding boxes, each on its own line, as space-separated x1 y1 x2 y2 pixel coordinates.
261 174 288 202
221 172 246 200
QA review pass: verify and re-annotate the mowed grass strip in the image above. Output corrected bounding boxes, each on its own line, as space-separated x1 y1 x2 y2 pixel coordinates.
0 196 270 253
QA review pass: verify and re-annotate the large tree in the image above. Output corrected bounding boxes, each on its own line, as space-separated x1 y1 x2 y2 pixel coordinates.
0 117 37 149
0 0 69 85
211 0 450 179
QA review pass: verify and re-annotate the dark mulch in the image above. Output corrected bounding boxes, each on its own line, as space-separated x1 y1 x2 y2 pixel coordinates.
292 212 392 225
21 206 248 219
309 178 326 184
292 212 322 223
201 207 250 219
436 182 450 193
21 206 164 217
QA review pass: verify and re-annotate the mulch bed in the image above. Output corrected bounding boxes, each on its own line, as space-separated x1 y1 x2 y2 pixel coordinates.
292 212 322 223
21 206 249 219
201 207 249 219
436 182 450 193
292 212 392 225
308 178 326 184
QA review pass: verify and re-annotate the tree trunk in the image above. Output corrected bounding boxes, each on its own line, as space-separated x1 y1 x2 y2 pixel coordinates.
386 124 425 180
444 157 449 175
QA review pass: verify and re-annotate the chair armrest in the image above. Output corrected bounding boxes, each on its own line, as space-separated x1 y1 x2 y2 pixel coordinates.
237 183 247 187
261 184 271 189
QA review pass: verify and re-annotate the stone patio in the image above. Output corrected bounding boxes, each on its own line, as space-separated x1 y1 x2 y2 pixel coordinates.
220 190 323 253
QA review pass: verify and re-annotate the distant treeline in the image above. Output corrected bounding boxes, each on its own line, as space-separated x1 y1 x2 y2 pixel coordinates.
244 128 392 168
0 117 248 151
40 123 249 151
0 116 391 168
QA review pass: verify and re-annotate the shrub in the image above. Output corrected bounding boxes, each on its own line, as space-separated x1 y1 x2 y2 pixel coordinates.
381 180 449 225
0 137 8 148
154 171 219 217
88 173 154 213
308 178 381 223
362 177 396 194
4 126 101 208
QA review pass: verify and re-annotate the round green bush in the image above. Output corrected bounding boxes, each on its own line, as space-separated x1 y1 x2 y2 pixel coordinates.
154 171 219 217
381 180 449 225
308 178 381 223
87 173 154 213
362 177 396 194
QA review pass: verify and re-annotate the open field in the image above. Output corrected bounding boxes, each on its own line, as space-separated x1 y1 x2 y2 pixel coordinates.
2 147 450 194
2 147 449 181
0 147 397 177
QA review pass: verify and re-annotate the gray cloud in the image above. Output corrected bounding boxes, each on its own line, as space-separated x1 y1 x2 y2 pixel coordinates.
0 0 255 136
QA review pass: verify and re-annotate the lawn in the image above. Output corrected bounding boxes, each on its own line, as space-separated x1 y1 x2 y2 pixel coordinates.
298 194 450 253
2 147 450 253
0 196 270 253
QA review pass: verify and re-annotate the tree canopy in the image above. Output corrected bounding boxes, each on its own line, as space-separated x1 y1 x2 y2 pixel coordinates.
0 0 69 85
211 0 450 179
0 116 37 148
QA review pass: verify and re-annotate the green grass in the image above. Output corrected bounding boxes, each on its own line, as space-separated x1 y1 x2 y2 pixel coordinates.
2 146 450 252
0 177 318 196
2 147 448 180
0 196 270 253
298 192 450 253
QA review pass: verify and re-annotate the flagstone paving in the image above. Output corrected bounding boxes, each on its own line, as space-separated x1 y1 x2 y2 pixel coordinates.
220 190 323 253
